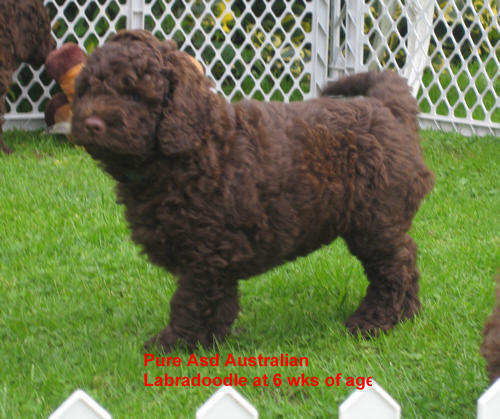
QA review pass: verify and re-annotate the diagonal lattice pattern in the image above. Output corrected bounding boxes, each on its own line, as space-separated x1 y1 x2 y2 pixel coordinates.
421 1 499 130
4 0 499 136
5 0 313 123
6 0 128 118
330 0 499 135
143 0 313 102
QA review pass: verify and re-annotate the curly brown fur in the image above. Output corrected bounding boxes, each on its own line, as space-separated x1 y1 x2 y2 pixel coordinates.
0 0 55 154
482 277 500 383
72 30 434 352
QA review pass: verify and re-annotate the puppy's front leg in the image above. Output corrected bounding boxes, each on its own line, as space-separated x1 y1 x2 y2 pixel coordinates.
146 275 239 352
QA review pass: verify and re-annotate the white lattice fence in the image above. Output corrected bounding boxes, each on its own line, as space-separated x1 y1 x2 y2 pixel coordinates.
4 0 499 137
5 0 328 132
330 0 499 136
141 0 328 102
5 0 130 131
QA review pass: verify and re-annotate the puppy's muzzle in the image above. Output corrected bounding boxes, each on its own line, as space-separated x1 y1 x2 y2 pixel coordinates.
84 116 106 137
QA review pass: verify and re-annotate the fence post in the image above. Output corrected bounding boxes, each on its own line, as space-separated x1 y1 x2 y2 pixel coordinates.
127 0 145 30
311 0 330 96
329 0 342 79
344 1 366 74
403 0 435 96
329 0 367 80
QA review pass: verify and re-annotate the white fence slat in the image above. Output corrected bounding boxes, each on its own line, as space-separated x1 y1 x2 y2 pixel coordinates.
40 376 500 417
339 380 401 419
196 386 258 419
311 0 330 97
478 379 500 419
49 389 111 419
344 1 366 75
404 0 435 96
127 0 145 30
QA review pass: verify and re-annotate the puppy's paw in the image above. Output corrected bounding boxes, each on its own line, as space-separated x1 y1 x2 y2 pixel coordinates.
346 304 419 338
345 305 399 338
345 315 386 339
145 326 191 352
144 326 219 353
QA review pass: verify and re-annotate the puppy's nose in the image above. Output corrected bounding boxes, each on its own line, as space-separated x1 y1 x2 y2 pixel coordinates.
84 116 106 136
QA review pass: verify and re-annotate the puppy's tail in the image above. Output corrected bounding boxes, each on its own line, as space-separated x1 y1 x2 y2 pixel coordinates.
322 70 419 127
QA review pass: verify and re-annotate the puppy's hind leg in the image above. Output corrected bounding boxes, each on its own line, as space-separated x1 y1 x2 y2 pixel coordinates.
146 275 239 352
343 230 421 338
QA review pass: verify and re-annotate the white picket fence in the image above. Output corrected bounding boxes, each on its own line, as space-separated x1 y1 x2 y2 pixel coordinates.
48 379 500 418
4 0 499 137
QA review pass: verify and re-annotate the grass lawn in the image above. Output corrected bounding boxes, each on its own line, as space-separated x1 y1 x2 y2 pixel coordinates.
0 129 498 418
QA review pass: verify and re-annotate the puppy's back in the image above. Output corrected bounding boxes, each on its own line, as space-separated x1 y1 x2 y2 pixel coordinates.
322 70 419 130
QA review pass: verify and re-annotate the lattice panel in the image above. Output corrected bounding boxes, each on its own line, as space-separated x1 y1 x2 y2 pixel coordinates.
330 0 499 136
421 1 499 134
5 0 129 122
4 0 500 137
143 0 314 103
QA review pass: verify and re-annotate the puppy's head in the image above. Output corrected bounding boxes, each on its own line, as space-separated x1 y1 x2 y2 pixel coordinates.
72 29 209 160
13 0 56 66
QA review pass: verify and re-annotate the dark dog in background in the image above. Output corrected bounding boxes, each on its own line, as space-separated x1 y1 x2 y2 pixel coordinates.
482 277 500 383
0 0 55 154
71 30 434 352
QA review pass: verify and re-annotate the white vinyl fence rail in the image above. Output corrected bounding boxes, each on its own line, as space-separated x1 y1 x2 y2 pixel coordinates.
4 0 499 137
48 379 500 418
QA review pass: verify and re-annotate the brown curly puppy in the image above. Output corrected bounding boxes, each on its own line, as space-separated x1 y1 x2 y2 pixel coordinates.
72 30 434 351
0 0 56 154
482 277 500 383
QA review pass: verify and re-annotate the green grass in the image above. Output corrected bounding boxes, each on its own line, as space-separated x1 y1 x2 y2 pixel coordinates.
0 130 498 418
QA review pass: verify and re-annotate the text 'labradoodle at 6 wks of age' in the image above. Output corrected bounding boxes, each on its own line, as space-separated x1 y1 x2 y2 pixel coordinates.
71 30 434 352
0 0 56 154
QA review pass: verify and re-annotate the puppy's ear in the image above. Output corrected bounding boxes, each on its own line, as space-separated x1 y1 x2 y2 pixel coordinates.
156 51 211 155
